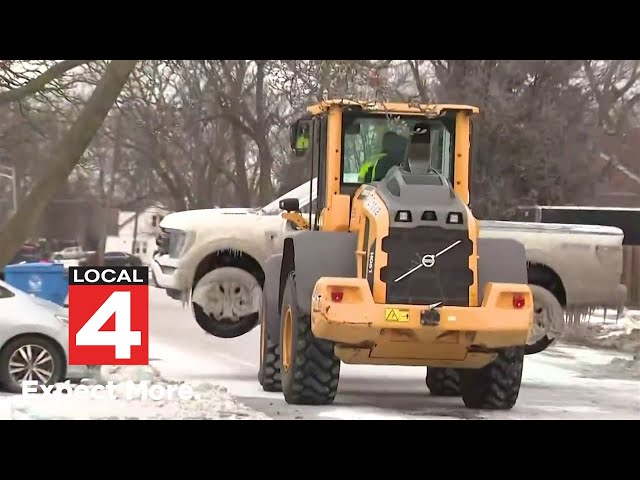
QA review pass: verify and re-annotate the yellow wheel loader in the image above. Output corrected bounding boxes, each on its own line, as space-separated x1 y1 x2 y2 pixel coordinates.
257 99 533 410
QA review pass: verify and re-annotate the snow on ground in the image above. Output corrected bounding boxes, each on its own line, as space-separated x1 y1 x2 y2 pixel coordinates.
1 288 638 421
559 309 640 378
0 363 270 420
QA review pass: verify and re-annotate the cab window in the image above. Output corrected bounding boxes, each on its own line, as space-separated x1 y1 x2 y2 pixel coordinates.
341 113 455 185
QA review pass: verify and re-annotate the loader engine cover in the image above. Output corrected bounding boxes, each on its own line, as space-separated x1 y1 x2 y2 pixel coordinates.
359 166 475 308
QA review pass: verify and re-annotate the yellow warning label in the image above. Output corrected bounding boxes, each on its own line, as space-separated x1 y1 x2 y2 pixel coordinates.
385 308 409 322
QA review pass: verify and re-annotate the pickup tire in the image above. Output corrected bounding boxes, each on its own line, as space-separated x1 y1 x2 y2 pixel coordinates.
426 367 460 396
525 284 564 355
192 267 262 339
280 272 340 405
459 346 524 410
258 296 282 392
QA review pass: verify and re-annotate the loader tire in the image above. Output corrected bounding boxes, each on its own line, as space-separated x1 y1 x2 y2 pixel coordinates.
459 346 524 410
280 272 340 405
258 295 281 392
426 367 460 396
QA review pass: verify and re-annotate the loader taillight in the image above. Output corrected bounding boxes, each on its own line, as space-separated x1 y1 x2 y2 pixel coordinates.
331 290 344 302
512 294 525 309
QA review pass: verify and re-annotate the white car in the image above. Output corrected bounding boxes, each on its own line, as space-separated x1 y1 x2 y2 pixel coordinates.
0 280 86 393
152 180 316 338
52 246 85 260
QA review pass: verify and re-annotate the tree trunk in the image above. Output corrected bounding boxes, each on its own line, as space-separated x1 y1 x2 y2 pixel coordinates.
0 60 138 269
231 128 250 205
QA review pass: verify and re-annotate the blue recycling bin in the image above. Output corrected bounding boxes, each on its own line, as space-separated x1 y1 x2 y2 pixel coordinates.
3 262 68 306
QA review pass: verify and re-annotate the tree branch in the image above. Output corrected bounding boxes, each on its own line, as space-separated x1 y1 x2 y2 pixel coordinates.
0 60 92 105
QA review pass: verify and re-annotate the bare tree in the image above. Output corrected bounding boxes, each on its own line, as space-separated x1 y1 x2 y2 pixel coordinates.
0 60 137 268
582 60 640 134
2 58 630 244
430 60 595 218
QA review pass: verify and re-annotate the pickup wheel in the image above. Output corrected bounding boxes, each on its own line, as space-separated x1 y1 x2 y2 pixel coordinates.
426 367 460 396
280 272 340 405
258 295 282 392
459 346 524 410
525 284 564 355
192 267 262 339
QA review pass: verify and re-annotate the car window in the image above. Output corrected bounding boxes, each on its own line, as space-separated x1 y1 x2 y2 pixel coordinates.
0 286 15 299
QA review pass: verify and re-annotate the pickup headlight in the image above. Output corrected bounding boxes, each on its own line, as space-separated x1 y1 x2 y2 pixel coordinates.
55 314 68 325
169 230 196 259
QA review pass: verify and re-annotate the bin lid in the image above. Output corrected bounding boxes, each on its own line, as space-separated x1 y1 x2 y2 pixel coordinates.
4 262 65 273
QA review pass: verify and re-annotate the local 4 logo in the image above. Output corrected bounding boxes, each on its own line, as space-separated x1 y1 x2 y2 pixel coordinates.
68 266 149 366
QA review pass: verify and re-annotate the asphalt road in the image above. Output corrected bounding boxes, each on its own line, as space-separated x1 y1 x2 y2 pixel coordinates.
148 287 640 420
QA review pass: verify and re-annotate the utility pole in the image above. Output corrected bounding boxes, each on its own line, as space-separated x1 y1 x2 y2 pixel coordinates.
131 210 139 255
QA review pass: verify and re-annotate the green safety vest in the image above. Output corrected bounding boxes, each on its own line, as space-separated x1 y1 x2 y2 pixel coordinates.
296 134 309 150
358 153 387 183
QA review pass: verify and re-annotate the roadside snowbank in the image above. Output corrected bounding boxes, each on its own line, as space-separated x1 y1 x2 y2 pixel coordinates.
561 310 640 353
604 354 640 379
559 310 640 379
4 365 270 420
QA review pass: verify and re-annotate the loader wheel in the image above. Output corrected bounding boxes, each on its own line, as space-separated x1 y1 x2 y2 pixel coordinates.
426 367 460 396
459 346 524 410
258 295 281 392
280 272 340 405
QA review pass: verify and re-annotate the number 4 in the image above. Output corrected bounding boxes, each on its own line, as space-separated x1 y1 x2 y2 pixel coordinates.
76 291 142 359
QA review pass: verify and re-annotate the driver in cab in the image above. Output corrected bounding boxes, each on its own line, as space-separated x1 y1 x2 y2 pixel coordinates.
357 131 409 183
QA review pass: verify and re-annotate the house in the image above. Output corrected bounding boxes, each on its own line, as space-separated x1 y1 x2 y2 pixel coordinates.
105 206 170 265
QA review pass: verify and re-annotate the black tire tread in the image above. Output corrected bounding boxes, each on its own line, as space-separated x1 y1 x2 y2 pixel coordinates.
193 302 259 339
459 346 524 410
260 334 282 392
426 367 460 396
524 335 555 355
281 274 340 405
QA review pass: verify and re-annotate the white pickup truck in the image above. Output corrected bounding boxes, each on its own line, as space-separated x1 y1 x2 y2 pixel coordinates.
152 179 627 355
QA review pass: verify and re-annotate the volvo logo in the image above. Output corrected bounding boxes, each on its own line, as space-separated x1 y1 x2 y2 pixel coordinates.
421 254 435 268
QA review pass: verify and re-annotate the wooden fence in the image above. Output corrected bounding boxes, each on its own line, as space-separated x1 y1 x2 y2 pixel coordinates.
622 246 640 308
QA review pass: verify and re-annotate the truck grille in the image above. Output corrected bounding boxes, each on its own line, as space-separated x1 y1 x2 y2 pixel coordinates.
380 226 473 306
156 228 170 256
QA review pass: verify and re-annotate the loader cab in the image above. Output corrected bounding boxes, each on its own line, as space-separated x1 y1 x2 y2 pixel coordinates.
288 101 477 232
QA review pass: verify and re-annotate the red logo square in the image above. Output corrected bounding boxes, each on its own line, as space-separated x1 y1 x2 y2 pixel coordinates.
68 267 149 366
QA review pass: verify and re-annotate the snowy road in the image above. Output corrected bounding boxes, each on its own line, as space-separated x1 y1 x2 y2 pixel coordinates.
149 288 640 420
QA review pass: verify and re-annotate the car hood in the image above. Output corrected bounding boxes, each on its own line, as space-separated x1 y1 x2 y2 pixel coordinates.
160 207 269 231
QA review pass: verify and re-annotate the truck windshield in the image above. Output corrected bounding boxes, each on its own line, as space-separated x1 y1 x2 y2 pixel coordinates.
341 112 455 185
